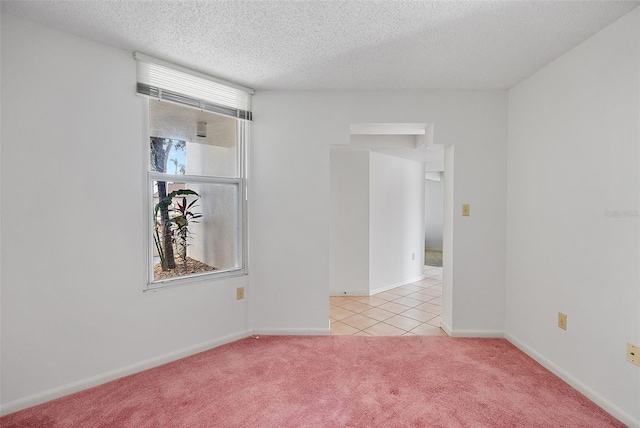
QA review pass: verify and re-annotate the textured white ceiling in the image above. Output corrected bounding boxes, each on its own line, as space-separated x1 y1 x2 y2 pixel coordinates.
2 1 638 90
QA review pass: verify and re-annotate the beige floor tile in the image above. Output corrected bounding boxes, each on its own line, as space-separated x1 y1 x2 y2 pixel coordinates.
340 301 373 314
385 288 415 297
329 306 356 321
397 284 424 292
341 314 379 330
330 296 357 306
428 298 443 305
429 285 443 290
400 308 438 323
420 288 442 297
390 296 423 308
415 302 442 315
384 315 423 331
372 291 401 301
411 323 447 336
402 332 418 336
331 322 360 335
363 322 406 336
353 331 372 336
427 315 442 327
360 307 396 322
352 296 387 306
377 301 411 314
404 292 433 302
412 289 436 296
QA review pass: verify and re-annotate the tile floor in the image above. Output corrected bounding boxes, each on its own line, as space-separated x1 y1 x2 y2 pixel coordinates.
330 266 447 336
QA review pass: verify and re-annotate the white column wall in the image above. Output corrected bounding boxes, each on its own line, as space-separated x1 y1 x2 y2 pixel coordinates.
1 14 248 411
506 9 640 425
369 152 425 293
441 146 454 332
330 150 370 295
248 93 333 334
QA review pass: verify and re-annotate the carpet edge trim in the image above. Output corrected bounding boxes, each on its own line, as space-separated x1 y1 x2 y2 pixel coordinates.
0 330 249 417
505 333 639 428
447 328 504 338
251 327 331 336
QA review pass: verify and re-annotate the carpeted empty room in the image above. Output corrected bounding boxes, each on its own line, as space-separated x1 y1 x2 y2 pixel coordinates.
0 336 625 427
1 1 639 427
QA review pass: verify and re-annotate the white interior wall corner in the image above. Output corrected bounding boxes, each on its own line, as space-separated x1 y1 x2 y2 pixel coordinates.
505 8 640 424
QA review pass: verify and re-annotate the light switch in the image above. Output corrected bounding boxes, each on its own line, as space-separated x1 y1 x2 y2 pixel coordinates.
462 204 470 216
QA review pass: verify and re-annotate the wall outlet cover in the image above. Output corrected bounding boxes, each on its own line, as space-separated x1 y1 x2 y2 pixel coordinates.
627 343 640 366
557 312 567 330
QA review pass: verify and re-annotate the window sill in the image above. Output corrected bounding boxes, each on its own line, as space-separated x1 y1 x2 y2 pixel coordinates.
145 268 247 291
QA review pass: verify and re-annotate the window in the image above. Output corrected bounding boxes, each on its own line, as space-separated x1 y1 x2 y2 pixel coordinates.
136 53 252 286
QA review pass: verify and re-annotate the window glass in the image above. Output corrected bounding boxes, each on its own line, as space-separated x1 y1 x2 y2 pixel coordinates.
148 100 245 284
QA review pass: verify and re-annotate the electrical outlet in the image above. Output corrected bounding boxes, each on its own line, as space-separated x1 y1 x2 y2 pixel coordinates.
462 204 470 216
627 343 640 366
557 312 567 330
412 253 415 260
236 287 245 300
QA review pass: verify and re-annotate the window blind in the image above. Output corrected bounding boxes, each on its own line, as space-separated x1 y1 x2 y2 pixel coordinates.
134 52 253 121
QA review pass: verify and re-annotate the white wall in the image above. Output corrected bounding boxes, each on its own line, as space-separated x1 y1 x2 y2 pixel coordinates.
0 14 248 411
1 9 510 413
506 8 640 425
248 93 332 334
369 152 425 292
425 176 444 250
251 90 508 335
441 146 454 332
330 150 370 295
0 3 3 409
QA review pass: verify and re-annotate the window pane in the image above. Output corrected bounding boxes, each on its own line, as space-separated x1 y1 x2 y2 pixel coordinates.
152 179 240 282
150 138 186 174
149 99 238 178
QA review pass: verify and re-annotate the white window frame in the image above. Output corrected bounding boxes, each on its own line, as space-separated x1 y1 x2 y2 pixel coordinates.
146 172 246 288
142 101 249 290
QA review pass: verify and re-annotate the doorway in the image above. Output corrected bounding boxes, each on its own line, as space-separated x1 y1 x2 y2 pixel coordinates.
424 171 444 268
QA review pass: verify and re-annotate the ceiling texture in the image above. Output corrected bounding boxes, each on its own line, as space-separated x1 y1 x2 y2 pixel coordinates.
2 0 639 91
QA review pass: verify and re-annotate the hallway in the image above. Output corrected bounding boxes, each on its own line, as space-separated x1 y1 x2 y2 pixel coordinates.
330 266 445 336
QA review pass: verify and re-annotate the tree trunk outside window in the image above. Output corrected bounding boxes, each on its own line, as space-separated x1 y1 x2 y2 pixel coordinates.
151 137 176 270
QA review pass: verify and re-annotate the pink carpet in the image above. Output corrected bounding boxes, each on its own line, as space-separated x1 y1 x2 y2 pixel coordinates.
1 336 624 427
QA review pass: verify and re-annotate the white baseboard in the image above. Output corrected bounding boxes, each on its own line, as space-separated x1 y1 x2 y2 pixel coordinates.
505 333 638 428
440 320 503 338
370 274 427 295
0 331 249 417
440 320 453 336
250 327 331 336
